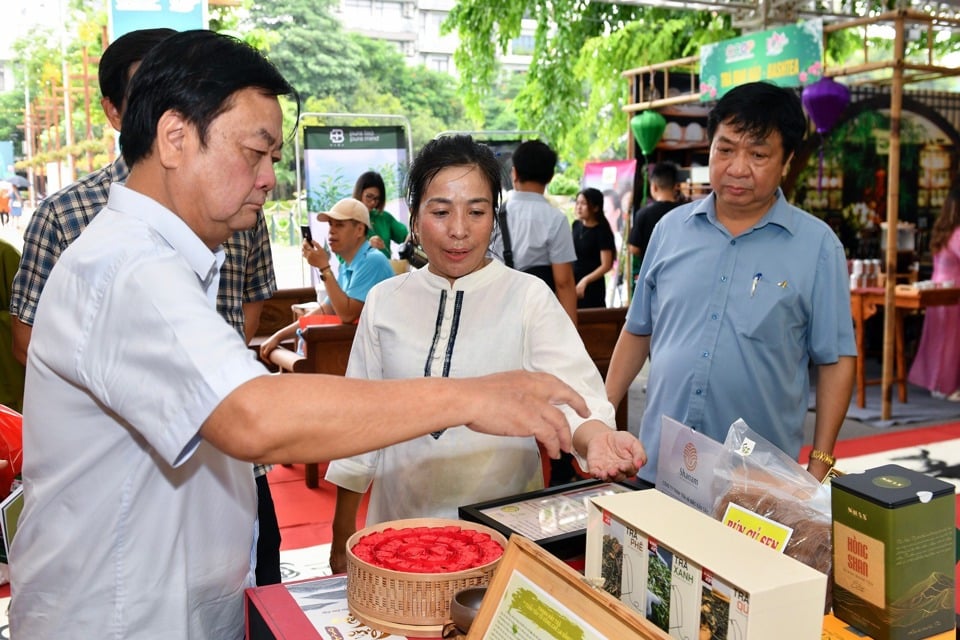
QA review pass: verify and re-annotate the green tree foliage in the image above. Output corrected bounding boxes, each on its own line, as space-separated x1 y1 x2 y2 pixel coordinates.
249 0 365 99
295 77 456 158
6 0 477 192
352 37 471 140
568 11 733 163
248 0 472 154
9 4 110 172
445 1 734 166
0 92 28 157
482 72 524 133
446 1 960 167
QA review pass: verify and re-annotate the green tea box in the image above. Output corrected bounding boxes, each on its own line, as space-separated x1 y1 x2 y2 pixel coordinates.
643 535 701 637
831 464 956 640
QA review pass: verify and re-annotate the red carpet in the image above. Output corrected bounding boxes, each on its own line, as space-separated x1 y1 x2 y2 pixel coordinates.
269 462 368 550
802 422 960 462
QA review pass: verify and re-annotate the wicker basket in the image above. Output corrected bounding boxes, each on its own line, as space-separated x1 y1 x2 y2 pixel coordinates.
346 518 507 631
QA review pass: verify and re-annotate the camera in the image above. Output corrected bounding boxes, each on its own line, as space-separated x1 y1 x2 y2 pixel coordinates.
398 238 429 269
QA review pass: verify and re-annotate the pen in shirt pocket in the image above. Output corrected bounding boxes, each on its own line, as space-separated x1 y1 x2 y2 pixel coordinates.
750 272 762 297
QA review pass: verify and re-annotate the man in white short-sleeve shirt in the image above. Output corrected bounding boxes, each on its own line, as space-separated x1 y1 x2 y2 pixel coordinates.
9 31 590 640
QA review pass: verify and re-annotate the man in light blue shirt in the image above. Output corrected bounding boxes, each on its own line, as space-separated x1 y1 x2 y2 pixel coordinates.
258 198 396 360
309 197 396 322
606 82 856 484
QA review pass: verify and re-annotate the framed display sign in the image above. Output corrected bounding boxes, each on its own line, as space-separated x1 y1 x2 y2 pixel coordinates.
459 479 648 559
468 534 669 639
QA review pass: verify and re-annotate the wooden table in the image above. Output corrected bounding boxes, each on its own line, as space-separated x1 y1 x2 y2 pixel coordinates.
850 286 960 408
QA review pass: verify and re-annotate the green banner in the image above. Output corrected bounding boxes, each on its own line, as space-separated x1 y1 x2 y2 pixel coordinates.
304 126 406 151
699 19 824 101
301 125 409 221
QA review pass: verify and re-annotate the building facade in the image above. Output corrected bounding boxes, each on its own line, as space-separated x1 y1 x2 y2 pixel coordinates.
334 0 535 77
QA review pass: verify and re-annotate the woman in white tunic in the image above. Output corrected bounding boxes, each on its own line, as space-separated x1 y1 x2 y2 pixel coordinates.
325 135 646 573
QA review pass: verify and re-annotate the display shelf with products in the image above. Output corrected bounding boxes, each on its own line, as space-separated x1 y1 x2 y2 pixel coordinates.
916 143 954 264
802 159 844 213
917 143 951 211
653 104 711 201
656 104 710 153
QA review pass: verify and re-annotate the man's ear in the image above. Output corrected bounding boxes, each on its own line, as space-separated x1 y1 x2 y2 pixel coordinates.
101 97 123 132
155 110 187 169
782 152 795 178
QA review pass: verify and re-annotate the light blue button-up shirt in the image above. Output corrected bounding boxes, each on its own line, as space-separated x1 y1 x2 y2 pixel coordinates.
627 190 855 482
323 240 395 305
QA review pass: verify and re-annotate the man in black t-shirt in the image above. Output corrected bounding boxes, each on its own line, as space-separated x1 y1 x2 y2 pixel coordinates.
628 162 682 279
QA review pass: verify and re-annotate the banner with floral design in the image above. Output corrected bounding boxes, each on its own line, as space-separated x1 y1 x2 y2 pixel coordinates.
699 19 824 101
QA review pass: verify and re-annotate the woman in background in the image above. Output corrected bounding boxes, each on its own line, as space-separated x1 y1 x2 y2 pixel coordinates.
908 178 960 401
572 187 615 308
9 186 23 230
0 184 9 227
325 135 645 573
353 171 408 258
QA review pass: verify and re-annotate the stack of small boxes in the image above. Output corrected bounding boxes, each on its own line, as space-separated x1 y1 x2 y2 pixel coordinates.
586 489 827 639
585 462 958 640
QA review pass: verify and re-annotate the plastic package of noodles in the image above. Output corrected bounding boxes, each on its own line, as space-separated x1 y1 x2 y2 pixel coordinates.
711 419 833 612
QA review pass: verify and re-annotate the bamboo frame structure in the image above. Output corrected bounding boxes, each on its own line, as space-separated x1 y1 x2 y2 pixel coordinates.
621 9 960 420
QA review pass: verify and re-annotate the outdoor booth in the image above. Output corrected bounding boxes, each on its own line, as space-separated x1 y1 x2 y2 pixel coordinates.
621 9 960 421
245 12 960 640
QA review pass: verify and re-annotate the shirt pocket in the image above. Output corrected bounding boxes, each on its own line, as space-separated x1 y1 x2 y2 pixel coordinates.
735 276 803 345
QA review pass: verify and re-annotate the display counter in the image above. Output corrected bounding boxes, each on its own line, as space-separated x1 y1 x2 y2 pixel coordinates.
246 574 434 640
850 286 960 407
246 573 956 639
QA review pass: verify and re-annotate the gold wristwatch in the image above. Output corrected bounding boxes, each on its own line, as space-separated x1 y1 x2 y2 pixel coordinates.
809 449 836 467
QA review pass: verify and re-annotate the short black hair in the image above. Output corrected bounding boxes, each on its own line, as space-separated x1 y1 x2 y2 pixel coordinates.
406 135 502 232
353 171 386 201
120 30 298 167
98 28 176 110
511 139 557 185
707 82 807 160
650 162 679 190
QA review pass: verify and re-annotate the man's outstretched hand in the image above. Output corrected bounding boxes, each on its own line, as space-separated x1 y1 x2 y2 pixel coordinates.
462 371 588 459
